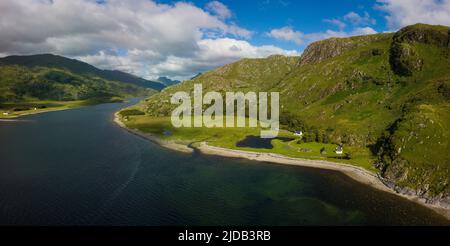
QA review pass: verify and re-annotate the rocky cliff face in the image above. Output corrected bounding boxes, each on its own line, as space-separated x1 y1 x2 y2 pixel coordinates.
299 34 391 66
374 24 450 207
390 24 450 76
392 24 450 47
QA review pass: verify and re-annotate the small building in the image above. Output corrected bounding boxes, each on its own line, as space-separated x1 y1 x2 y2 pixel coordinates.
2 112 9 116
335 147 344 155
294 131 303 137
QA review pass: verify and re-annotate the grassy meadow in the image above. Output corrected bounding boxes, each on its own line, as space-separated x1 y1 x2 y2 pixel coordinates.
118 108 377 171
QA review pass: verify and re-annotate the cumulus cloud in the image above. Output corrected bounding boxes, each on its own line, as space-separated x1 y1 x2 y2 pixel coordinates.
267 26 377 46
323 19 347 30
350 27 378 36
344 11 376 26
79 38 299 80
267 8 379 47
206 1 232 19
266 27 304 45
376 0 450 30
0 0 292 80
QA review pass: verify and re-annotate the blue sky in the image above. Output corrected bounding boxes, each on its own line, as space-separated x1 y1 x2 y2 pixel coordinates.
1 0 449 79
159 0 389 51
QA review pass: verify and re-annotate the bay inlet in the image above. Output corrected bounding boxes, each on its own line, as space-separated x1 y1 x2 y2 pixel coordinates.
0 99 448 225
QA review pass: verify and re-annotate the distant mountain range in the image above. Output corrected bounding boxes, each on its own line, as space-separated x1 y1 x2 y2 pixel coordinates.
0 54 160 106
0 54 165 91
144 23 450 206
156 76 180 87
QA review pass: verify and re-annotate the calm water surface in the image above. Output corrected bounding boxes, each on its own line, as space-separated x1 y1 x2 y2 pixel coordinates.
236 135 294 149
0 99 448 225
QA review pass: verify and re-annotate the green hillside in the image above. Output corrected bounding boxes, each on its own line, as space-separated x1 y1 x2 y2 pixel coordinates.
0 54 165 91
144 54 300 116
0 55 156 117
120 24 450 204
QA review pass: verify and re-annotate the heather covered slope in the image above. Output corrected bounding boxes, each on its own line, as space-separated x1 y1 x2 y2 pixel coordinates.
128 24 450 205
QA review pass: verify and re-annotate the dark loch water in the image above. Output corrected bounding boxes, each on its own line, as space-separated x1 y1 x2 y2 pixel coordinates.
236 135 294 149
0 99 448 226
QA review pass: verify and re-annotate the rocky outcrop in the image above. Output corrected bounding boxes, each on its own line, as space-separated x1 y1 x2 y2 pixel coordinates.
392 24 450 47
380 158 450 208
390 23 450 76
299 34 391 66
375 101 450 209
380 175 450 209
389 42 423 76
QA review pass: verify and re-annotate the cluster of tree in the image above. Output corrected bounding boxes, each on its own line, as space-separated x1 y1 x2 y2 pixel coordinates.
12 80 66 100
438 81 450 101
298 129 332 144
279 112 307 131
120 109 145 117
280 112 334 144
44 71 82 85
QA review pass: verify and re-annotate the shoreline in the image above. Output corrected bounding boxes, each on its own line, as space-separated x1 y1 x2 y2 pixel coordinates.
197 143 450 220
0 97 128 119
113 113 450 221
0 106 76 119
113 112 193 154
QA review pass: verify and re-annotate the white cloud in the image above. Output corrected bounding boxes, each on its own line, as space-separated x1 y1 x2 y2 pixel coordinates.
78 38 299 81
206 1 232 19
267 26 378 46
300 30 347 43
376 0 450 30
344 11 376 26
324 19 347 30
266 27 304 45
267 9 379 47
350 27 378 36
197 38 299 60
0 0 291 80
